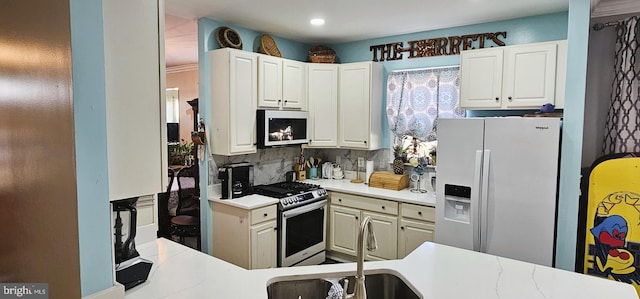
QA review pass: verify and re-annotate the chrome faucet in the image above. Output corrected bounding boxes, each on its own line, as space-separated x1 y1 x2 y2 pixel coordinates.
342 216 377 299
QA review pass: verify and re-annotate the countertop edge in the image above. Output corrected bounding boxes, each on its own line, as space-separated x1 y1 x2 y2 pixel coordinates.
207 179 436 210
125 239 639 299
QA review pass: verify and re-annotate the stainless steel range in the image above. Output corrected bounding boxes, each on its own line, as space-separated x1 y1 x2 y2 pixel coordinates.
253 181 328 267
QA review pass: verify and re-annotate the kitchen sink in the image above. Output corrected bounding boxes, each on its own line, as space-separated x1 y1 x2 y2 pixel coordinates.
266 272 422 299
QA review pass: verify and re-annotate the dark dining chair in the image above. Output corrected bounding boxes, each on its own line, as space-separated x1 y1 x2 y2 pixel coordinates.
170 165 201 250
156 168 175 239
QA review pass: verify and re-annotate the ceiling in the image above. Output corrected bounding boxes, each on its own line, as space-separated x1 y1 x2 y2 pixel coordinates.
163 0 637 68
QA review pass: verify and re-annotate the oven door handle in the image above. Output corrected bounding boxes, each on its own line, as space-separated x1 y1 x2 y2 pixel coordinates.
282 199 327 218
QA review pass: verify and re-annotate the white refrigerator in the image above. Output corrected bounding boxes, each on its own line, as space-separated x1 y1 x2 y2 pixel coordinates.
435 117 561 266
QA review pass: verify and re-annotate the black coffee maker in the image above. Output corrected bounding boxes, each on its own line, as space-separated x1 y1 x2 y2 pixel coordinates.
218 162 254 199
113 197 152 290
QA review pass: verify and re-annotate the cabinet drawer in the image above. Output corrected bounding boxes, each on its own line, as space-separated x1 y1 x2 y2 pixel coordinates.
251 205 277 225
400 203 435 222
331 192 398 215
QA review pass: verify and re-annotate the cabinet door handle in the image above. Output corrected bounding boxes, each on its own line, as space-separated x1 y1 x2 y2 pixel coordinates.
274 227 278 231
495 97 499 101
508 96 512 101
401 226 405 230
284 100 288 103
264 213 268 217
363 140 367 144
418 211 422 215
355 216 359 220
381 206 386 210
338 198 342 202
278 99 282 103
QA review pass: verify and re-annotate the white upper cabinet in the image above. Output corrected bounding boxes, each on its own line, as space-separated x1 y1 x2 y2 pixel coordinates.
460 40 567 110
459 48 504 109
258 55 307 110
282 59 307 110
257 55 282 108
209 48 257 156
307 63 339 147
338 62 383 150
103 0 164 200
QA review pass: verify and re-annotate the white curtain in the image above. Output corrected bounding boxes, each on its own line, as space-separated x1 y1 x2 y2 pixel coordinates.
602 16 640 154
386 67 464 142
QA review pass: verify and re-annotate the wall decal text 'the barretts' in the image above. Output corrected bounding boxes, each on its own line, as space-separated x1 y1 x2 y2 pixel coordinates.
370 32 507 62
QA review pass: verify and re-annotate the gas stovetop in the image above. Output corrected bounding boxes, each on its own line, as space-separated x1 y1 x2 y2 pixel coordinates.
253 181 327 210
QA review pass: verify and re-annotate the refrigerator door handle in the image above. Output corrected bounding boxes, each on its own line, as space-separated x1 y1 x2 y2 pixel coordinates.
479 149 491 253
472 150 483 251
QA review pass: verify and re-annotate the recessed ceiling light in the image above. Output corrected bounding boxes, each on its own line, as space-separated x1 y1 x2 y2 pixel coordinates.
310 18 325 26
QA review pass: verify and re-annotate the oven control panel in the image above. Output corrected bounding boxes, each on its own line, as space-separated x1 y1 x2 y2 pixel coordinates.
279 189 327 210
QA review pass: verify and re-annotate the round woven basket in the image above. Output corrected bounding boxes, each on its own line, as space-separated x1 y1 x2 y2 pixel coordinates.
215 26 242 49
259 34 282 57
308 45 336 63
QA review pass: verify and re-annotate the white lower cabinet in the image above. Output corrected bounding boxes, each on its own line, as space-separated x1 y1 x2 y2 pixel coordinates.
398 203 436 258
327 192 436 261
328 205 360 256
328 192 398 260
212 203 277 269
363 211 398 261
398 219 435 258
250 220 278 269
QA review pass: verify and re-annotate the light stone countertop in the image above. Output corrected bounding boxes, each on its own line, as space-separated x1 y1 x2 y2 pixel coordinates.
208 178 436 210
124 238 637 299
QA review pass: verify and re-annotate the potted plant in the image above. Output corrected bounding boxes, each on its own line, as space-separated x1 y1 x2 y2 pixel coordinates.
169 139 194 165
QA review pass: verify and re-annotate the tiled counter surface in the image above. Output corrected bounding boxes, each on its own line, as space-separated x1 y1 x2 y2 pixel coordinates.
125 238 637 299
207 178 436 209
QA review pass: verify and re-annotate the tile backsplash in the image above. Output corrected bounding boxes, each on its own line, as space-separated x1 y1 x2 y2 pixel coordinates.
207 146 392 186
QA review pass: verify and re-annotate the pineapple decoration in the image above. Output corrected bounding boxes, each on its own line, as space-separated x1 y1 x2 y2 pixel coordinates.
392 145 406 174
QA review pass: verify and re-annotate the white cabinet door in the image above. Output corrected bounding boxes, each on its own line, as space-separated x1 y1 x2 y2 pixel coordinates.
398 218 435 258
258 55 283 108
250 220 277 269
329 205 360 256
209 49 257 155
460 41 562 110
229 51 257 154
339 63 370 149
338 62 383 150
282 59 307 110
363 211 398 260
502 43 557 109
308 64 338 147
103 0 163 200
459 48 504 109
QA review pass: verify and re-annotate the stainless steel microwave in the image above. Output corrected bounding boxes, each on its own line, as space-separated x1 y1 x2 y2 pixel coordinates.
257 110 309 148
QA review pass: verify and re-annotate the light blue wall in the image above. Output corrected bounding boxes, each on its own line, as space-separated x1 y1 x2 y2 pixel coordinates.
330 12 568 67
556 0 590 271
330 12 568 147
69 0 115 296
197 18 311 254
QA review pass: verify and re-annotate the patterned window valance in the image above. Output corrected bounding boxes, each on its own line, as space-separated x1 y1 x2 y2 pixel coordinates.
386 67 465 142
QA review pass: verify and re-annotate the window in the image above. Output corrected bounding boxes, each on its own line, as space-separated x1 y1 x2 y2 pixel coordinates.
166 88 180 123
386 66 465 160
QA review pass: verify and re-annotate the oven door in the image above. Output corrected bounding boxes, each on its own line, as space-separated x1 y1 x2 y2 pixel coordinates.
280 199 327 267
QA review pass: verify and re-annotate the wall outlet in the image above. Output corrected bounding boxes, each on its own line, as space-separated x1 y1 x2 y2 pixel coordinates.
357 157 365 168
